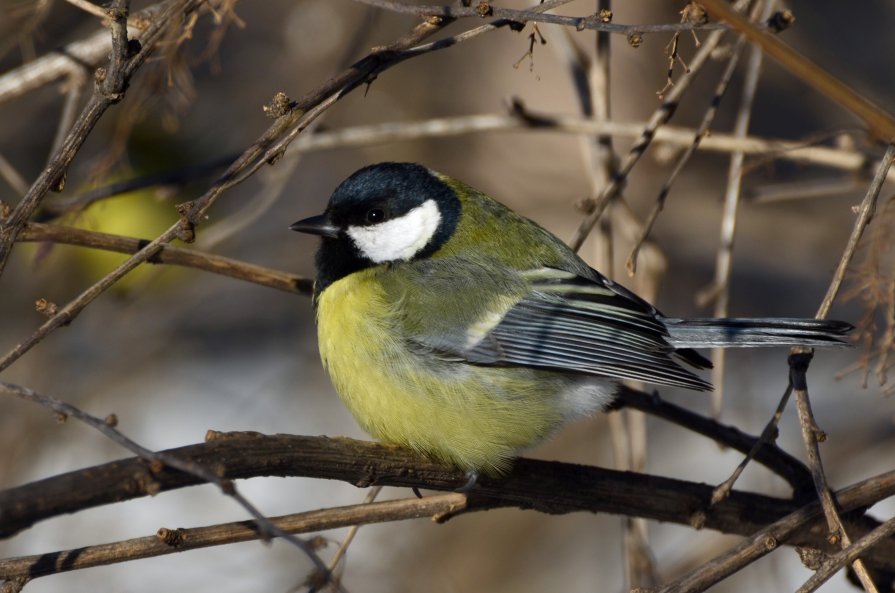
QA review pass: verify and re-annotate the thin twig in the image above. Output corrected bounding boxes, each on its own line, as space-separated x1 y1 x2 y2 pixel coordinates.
789 353 879 593
0 490 465 581
700 0 895 141
654 470 892 593
0 3 458 374
615 387 812 494
711 384 800 505
796 515 895 593
0 493 466 579
323 486 385 592
703 0 774 417
40 154 235 215
0 154 29 196
47 72 89 159
568 0 746 252
588 0 656 587
0 0 205 276
42 115 883 216
17 222 313 295
0 381 333 579
351 0 725 35
303 112 877 174
815 143 895 320
626 35 746 275
747 177 864 204
64 0 112 19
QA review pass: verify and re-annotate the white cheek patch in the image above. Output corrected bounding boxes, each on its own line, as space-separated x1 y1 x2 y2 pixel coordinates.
347 199 442 263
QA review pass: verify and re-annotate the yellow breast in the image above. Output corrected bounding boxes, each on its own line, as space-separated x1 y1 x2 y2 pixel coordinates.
314 268 568 474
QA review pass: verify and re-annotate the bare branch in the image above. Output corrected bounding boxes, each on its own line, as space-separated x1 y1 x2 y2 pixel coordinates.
0 154 29 196
626 35 746 274
711 384 798 505
615 387 812 495
351 0 726 35
0 382 333 578
0 0 206 276
2 432 894 572
0 2 457 374
700 0 895 141
32 114 883 218
17 223 312 295
0 491 465 581
655 475 890 593
796 515 895 593
63 0 112 20
703 0 775 417
0 4 165 104
790 353 879 593
567 2 739 252
816 143 895 320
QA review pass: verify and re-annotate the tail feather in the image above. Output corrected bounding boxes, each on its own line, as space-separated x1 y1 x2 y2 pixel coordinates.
663 318 853 349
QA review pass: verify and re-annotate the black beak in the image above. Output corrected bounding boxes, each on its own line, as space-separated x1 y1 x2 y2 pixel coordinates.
289 213 340 238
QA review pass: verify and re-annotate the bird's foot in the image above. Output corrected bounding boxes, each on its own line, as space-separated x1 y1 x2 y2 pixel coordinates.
455 469 479 493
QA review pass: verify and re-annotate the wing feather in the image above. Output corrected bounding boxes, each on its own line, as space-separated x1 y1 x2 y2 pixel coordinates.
397 261 711 391
464 269 712 391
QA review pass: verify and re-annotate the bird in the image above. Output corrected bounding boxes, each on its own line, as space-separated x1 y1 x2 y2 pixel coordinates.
290 162 852 481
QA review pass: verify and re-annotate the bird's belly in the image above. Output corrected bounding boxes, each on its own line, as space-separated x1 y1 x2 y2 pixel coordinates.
315 272 614 474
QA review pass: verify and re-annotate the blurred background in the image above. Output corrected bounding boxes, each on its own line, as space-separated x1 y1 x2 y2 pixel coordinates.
1 1 894 591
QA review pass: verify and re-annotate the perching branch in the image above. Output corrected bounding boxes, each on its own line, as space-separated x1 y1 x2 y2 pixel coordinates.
0 381 334 581
2 432 894 577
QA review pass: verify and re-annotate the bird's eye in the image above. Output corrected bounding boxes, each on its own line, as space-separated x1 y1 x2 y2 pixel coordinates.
366 208 385 223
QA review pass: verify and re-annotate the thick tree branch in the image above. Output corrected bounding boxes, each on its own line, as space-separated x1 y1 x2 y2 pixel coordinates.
1 433 894 573
0 382 334 576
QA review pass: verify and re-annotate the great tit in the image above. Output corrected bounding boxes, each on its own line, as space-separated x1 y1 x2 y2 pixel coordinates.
291 162 851 478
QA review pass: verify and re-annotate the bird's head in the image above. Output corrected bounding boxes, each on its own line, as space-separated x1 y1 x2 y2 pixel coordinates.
291 162 462 288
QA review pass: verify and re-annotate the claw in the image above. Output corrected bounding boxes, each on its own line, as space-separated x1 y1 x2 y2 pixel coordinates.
455 469 480 493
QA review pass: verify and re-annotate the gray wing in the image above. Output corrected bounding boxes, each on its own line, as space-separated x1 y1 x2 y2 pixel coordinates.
459 268 713 391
